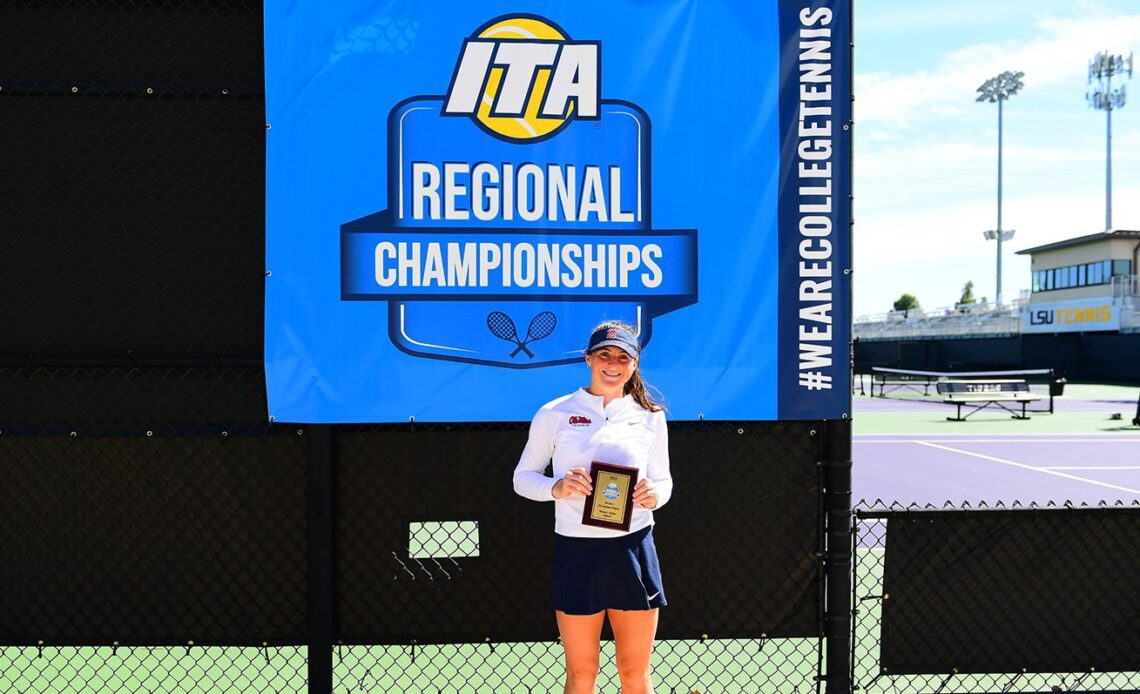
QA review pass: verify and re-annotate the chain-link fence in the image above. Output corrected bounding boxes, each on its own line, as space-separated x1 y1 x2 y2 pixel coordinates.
0 364 830 691
3 2 839 690
0 646 307 694
330 421 827 693
0 365 307 691
853 500 1140 694
10 1 1140 692
333 638 820 693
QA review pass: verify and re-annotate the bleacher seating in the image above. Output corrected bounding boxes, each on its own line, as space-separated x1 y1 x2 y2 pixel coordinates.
855 302 1020 340
857 276 1140 339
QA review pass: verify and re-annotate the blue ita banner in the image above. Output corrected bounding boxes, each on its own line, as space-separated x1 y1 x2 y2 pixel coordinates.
264 1 851 422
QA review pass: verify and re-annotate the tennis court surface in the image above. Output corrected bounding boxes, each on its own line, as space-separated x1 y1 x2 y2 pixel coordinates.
853 382 1140 506
849 381 1140 693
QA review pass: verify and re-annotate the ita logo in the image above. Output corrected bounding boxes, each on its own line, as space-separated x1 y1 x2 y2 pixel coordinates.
443 15 599 143
602 482 621 501
338 14 698 368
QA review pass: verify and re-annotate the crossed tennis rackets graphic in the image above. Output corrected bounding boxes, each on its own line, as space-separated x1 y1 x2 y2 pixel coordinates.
487 311 557 358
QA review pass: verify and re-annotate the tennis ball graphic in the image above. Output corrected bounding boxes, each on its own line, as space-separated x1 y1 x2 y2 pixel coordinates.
474 16 574 140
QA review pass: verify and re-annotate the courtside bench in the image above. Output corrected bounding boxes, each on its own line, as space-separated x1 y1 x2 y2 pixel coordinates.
937 379 1044 421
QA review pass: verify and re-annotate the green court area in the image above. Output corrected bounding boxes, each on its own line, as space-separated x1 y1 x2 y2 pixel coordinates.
334 639 820 693
0 646 308 693
0 639 821 693
853 383 1140 435
8 603 1136 693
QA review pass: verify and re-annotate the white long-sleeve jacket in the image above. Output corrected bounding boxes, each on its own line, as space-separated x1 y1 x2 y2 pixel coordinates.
513 388 673 538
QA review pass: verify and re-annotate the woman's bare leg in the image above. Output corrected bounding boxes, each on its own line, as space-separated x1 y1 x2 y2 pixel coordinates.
556 610 606 694
608 608 659 694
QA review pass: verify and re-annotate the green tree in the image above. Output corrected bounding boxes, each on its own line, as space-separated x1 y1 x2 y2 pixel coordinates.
892 293 920 312
959 281 976 305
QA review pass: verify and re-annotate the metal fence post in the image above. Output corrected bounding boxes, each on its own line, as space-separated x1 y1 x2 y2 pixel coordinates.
822 418 853 693
307 424 334 694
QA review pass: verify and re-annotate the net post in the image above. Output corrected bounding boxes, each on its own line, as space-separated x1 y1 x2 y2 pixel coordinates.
1049 368 1055 414
306 424 335 694
821 418 853 693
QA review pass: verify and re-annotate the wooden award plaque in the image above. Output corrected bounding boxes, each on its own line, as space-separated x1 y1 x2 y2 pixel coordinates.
581 461 637 531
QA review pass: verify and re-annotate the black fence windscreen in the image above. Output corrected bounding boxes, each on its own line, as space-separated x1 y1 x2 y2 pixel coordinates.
334 425 554 645
0 431 308 646
0 366 269 428
334 421 822 644
1 399 827 691
878 507 1140 675
1 0 265 359
2 1 833 691
1 1 263 85
854 501 1140 694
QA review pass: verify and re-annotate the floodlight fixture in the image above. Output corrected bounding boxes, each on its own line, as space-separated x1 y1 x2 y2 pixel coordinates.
1087 51 1133 230
976 71 1025 103
977 70 1024 306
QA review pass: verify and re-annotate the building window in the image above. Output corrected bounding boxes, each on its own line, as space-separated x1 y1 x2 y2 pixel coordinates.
1032 258 1132 292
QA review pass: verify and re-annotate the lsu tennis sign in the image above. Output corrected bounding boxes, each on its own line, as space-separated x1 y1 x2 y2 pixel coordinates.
265 2 851 422
1021 298 1121 333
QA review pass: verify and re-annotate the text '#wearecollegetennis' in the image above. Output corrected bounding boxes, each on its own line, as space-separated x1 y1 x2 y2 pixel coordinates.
795 4 836 392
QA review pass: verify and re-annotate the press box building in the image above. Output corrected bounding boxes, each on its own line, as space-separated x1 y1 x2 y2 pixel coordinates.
853 229 1139 381
1016 228 1139 334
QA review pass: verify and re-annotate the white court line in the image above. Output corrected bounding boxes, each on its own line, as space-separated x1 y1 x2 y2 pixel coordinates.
1043 466 1140 471
856 439 1140 444
916 441 1140 496
855 432 1140 437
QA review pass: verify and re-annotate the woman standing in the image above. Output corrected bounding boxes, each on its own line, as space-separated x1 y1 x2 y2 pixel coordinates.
513 320 673 694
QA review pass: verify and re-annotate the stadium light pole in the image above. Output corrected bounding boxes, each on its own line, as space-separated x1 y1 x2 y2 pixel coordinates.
977 71 1024 307
1087 51 1133 231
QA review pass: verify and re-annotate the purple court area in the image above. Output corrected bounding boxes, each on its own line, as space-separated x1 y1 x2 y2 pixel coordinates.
854 434 1140 507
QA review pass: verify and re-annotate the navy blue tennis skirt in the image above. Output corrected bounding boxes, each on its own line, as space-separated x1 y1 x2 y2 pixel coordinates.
551 526 667 615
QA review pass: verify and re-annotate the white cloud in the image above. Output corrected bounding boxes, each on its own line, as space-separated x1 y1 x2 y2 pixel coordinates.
853 5 1140 316
857 13 1140 130
856 181 1140 315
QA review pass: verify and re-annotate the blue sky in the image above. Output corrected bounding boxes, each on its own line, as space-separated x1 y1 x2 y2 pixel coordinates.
854 1 1140 316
